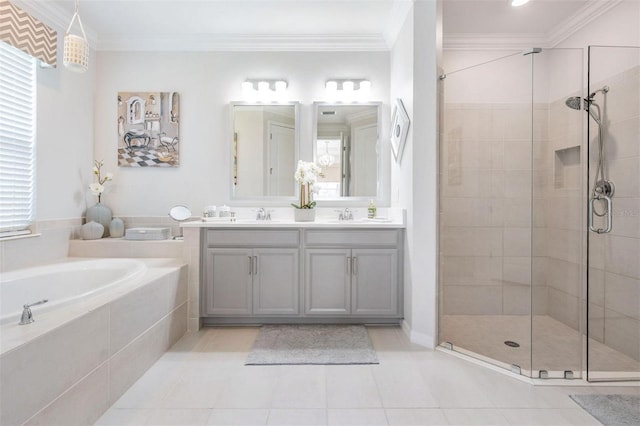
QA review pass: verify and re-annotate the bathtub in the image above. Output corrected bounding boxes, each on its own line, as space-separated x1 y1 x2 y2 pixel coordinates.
0 258 146 325
0 257 188 426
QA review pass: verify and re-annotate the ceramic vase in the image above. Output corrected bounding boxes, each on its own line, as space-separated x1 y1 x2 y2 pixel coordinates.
294 208 316 222
109 217 125 238
86 202 112 237
81 221 104 240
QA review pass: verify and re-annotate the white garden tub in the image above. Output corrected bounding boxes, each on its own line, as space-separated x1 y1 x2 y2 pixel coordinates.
0 257 187 426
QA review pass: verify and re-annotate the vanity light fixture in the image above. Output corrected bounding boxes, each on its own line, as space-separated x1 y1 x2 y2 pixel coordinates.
63 0 89 73
242 79 288 103
510 0 530 6
325 79 371 102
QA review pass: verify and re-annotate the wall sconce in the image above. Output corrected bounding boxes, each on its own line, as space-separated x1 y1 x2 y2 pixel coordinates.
117 95 123 106
325 79 371 102
149 95 156 105
242 79 288 102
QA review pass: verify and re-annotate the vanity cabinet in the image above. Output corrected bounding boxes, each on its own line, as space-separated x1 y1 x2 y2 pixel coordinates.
200 227 402 324
202 230 299 316
304 230 400 317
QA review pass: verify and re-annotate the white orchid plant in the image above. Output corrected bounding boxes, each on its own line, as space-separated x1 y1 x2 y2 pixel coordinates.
292 160 322 209
89 160 113 203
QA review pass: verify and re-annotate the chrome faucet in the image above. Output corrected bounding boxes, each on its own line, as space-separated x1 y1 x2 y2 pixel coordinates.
255 208 272 221
337 208 354 221
19 299 48 325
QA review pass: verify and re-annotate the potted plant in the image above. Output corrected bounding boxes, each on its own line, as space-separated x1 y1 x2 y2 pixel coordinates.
291 160 322 222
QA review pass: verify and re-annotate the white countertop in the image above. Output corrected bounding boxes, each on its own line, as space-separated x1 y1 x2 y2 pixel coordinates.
181 208 406 229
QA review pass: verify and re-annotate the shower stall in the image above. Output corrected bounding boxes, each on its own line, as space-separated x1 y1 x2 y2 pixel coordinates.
438 46 640 381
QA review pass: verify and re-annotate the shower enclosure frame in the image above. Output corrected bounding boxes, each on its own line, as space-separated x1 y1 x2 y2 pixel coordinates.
438 45 640 382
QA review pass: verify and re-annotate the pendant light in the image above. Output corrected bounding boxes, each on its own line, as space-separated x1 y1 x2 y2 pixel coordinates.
63 0 89 72
318 141 335 167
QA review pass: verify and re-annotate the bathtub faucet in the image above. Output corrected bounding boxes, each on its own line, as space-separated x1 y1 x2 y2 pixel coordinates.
19 299 48 325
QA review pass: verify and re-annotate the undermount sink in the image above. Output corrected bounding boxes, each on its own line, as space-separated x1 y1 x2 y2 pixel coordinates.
323 218 392 224
232 219 282 224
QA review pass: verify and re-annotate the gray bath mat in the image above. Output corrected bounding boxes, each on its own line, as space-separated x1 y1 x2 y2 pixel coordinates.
570 394 640 426
245 324 379 365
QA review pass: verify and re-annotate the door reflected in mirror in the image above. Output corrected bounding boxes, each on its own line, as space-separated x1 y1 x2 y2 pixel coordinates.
232 104 298 198
314 103 380 199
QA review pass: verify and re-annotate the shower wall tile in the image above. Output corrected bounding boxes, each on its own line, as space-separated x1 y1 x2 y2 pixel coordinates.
440 198 495 227
443 286 503 315
502 107 532 141
545 258 582 298
604 272 640 320
504 141 532 171
606 68 640 124
504 171 531 198
545 229 582 264
441 169 503 198
503 256 531 286
607 117 640 161
441 256 503 286
503 228 531 257
588 268 605 307
606 235 640 279
604 309 640 361
503 197 531 227
441 227 503 257
503 284 531 315
610 197 640 239
608 157 640 197
588 304 605 343
531 285 548 315
547 287 580 331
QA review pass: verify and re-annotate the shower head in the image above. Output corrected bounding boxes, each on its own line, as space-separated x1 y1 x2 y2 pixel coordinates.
588 85 609 100
565 96 586 110
565 96 602 126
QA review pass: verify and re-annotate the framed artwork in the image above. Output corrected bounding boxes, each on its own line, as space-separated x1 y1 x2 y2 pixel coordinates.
390 98 410 163
117 91 180 167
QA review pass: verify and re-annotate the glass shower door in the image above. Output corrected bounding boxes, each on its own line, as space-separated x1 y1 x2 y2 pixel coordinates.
439 51 534 375
586 45 640 381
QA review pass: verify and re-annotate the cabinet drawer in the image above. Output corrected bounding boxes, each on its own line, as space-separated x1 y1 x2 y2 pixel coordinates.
304 229 400 247
206 229 299 247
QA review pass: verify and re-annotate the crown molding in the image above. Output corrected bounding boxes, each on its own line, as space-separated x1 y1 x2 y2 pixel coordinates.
10 0 98 47
444 33 548 50
444 0 624 50
547 0 624 47
98 34 390 52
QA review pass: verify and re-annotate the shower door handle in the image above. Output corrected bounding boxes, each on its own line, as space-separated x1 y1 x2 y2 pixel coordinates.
588 195 612 234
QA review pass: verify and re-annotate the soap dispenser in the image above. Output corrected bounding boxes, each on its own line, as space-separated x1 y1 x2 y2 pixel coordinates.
367 200 377 219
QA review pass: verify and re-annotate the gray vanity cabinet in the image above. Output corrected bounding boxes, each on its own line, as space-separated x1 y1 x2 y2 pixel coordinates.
303 230 402 318
304 249 352 315
202 230 300 317
201 227 402 324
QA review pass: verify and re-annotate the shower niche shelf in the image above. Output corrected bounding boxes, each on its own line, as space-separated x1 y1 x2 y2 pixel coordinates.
554 145 581 189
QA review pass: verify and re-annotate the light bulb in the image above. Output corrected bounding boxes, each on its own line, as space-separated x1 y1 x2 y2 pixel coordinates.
343 81 354 92
510 0 529 6
275 81 287 92
258 81 270 92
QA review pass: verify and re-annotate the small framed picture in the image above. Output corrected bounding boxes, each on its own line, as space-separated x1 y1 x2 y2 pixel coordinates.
390 98 410 163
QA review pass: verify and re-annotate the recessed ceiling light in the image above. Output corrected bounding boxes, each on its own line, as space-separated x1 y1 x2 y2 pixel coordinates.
510 0 530 6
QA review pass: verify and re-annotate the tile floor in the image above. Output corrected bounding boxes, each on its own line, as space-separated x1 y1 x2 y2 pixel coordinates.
96 326 639 426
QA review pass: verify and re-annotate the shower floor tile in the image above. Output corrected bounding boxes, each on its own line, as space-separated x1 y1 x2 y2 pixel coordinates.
441 314 640 376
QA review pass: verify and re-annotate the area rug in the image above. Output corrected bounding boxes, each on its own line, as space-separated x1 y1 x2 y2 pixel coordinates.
245 324 379 365
570 394 640 426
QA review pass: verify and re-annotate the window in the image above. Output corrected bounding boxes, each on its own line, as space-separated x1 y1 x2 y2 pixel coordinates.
0 41 36 236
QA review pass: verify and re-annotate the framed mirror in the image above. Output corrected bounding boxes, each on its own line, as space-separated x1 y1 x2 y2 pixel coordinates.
313 102 381 201
231 103 299 200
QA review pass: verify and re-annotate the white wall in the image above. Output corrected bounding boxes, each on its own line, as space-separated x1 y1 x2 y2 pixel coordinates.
390 0 442 348
93 51 389 217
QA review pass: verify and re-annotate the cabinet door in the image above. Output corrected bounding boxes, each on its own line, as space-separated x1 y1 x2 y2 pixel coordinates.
351 249 398 316
305 249 351 315
253 248 299 315
204 248 253 315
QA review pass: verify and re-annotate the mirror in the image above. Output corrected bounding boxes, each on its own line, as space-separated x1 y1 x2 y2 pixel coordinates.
168 205 192 240
313 102 380 199
231 103 298 199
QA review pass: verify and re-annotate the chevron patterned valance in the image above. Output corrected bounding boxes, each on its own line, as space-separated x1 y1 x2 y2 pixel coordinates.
0 0 57 67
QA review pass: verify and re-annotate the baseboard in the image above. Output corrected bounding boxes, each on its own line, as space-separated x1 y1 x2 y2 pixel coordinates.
401 320 436 349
